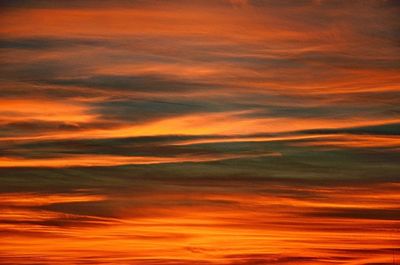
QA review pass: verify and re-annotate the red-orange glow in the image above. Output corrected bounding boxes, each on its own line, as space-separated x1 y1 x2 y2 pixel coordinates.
294 134 400 149
1 1 399 264
1 111 399 143
1 184 399 264
0 152 276 168
0 193 106 206
0 99 95 123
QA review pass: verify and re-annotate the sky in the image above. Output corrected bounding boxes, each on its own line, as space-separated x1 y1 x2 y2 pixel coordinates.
0 0 399 264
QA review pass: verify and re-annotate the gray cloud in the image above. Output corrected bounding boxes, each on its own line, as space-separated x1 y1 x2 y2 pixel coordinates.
42 74 220 93
299 122 400 136
306 207 400 221
0 37 108 50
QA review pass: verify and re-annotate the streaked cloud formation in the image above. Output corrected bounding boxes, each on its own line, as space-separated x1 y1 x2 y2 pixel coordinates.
0 0 399 264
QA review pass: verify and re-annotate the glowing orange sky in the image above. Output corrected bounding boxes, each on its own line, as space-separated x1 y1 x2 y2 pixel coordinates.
0 0 399 264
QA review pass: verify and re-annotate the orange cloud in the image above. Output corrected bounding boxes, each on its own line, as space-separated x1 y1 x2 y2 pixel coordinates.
0 152 276 168
0 99 95 123
1 183 398 264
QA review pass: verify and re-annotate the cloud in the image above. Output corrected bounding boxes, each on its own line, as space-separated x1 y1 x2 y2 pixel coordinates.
41 74 220 93
299 122 400 136
306 207 400 220
0 37 107 50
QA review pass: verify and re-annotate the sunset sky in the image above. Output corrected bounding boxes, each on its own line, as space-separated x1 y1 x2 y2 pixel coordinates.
0 0 399 264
